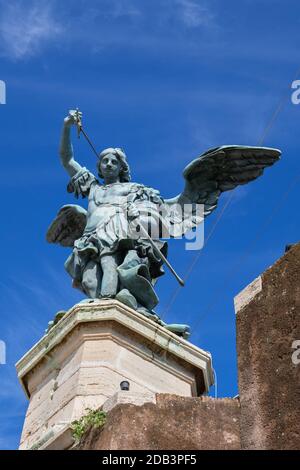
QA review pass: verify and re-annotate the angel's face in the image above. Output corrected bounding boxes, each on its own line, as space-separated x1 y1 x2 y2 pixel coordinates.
99 153 121 182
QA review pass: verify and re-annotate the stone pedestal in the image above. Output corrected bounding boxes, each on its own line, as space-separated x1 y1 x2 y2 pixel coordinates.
16 299 214 450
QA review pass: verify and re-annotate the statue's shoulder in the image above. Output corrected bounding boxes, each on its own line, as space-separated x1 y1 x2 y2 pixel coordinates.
67 167 98 199
128 182 163 203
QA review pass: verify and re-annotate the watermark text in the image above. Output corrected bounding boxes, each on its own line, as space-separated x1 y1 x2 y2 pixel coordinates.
0 80 6 104
291 80 300 104
0 340 6 365
292 340 300 365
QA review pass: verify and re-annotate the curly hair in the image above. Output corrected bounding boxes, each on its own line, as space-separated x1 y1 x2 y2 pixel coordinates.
97 148 131 182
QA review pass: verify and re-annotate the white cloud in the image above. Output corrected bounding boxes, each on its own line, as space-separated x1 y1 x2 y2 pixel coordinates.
0 1 62 60
176 0 214 28
0 1 217 61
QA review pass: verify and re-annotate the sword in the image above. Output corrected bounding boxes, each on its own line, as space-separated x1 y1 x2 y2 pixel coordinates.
73 108 100 160
129 213 185 287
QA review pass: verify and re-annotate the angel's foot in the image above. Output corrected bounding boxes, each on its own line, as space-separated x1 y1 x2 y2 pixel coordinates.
115 289 138 310
136 309 190 339
137 306 161 323
164 323 191 340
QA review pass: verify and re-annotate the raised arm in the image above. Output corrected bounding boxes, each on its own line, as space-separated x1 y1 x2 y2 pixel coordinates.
59 110 83 177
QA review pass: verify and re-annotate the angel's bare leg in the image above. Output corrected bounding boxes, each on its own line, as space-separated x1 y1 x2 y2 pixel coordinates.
100 254 119 298
82 260 101 298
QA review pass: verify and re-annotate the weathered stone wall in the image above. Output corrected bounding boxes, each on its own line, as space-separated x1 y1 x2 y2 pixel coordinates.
76 394 241 450
235 243 300 449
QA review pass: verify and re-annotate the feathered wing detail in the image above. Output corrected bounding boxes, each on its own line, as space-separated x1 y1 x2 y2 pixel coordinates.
46 204 87 247
164 145 281 237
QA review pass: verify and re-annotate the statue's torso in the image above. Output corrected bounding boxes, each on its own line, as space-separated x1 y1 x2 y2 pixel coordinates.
84 182 139 233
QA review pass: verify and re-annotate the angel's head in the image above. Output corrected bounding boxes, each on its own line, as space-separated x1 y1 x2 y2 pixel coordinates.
97 148 131 183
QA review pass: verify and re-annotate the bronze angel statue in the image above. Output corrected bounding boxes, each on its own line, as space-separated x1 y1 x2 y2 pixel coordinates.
47 110 280 336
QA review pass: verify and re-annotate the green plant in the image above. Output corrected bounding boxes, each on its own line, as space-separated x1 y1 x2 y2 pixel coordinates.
71 408 106 443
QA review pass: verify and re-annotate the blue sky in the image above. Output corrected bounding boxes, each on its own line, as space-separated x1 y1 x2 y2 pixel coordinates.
0 0 300 450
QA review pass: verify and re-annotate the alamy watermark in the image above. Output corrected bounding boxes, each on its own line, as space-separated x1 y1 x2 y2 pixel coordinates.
0 340 6 365
0 80 6 104
291 80 300 104
94 199 205 251
291 340 300 365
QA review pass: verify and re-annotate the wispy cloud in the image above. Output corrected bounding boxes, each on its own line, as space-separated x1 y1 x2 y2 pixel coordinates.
0 0 217 61
176 0 215 28
0 0 62 60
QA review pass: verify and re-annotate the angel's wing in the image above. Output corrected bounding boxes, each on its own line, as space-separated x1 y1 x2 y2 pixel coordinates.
164 145 281 237
46 204 87 247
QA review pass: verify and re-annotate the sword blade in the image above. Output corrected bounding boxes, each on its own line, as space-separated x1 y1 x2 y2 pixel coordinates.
137 223 185 287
